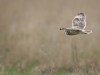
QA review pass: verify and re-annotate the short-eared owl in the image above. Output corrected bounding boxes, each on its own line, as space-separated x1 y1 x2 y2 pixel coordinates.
60 13 92 35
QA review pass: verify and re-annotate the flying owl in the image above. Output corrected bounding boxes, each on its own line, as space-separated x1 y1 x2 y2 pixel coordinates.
60 12 92 35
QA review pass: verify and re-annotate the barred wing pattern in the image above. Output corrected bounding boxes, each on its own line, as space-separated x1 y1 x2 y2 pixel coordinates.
72 13 86 30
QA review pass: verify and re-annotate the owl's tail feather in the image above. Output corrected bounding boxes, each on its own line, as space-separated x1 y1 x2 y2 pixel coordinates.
83 30 92 34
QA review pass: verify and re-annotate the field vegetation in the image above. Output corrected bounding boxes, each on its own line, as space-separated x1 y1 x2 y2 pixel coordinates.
0 0 100 75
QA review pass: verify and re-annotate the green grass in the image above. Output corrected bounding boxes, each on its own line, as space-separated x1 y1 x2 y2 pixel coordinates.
0 61 40 75
52 69 71 75
1 62 100 75
0 60 71 75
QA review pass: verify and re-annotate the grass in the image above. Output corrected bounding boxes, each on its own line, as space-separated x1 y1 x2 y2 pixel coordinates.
0 0 100 75
1 63 100 75
0 61 40 75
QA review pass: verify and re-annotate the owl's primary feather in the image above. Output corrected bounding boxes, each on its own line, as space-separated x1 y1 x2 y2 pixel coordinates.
72 13 86 30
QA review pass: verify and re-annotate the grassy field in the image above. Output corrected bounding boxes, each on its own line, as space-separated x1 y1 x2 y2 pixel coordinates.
0 0 100 75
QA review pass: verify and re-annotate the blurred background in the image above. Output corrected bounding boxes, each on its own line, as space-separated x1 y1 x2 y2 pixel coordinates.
0 0 100 74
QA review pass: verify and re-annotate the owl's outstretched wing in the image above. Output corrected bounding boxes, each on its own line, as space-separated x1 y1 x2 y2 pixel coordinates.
72 13 86 30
